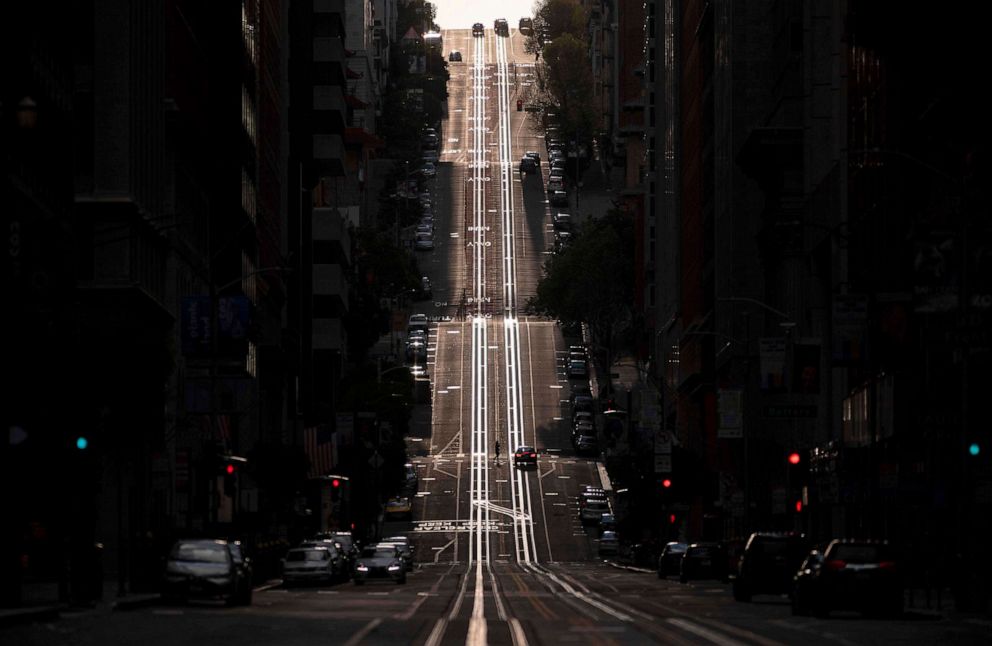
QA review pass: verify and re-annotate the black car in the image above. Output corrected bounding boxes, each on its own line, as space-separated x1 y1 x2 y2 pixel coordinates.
791 549 824 615
657 542 688 578
680 542 728 583
519 156 537 174
795 539 902 617
472 22 484 37
353 544 406 585
732 531 810 601
448 50 462 62
163 539 252 605
514 445 538 468
550 190 569 207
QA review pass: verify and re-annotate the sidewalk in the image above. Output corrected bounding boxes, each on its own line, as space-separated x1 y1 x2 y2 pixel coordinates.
0 582 160 628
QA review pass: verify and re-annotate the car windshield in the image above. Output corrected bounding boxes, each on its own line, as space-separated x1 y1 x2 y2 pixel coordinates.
287 549 329 562
829 544 892 563
365 548 396 559
170 542 230 563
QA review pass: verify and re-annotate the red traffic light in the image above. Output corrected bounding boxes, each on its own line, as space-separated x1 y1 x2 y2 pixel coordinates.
331 478 341 488
662 478 672 489
794 500 803 512
225 464 236 475
668 513 676 524
788 452 801 465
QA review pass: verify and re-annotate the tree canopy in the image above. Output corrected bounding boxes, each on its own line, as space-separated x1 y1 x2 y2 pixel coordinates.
526 210 634 349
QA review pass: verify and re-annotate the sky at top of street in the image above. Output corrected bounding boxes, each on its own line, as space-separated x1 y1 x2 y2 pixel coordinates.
430 0 539 30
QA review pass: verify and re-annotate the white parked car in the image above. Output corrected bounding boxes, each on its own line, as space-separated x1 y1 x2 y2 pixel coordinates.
415 233 434 250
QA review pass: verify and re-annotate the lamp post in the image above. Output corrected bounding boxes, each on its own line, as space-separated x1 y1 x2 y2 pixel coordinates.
208 266 292 525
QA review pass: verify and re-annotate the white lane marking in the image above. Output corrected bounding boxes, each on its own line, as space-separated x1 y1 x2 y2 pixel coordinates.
666 618 747 646
342 618 382 646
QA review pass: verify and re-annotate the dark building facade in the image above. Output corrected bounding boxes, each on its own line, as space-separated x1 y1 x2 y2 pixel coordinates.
640 0 990 592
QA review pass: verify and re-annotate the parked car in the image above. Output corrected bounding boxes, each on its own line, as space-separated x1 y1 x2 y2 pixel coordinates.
162 539 252 605
384 496 413 521
519 156 537 174
657 542 688 578
448 50 462 62
567 358 587 378
405 339 427 362
580 499 610 525
598 513 617 532
514 445 538 468
680 542 728 583
419 162 436 178
404 462 419 493
574 433 598 455
282 545 346 585
550 190 569 207
418 276 433 300
572 394 595 414
408 313 429 334
353 544 406 585
598 531 620 556
524 151 541 165
795 539 902 617
552 212 572 231
791 549 824 615
415 233 434 251
733 531 810 601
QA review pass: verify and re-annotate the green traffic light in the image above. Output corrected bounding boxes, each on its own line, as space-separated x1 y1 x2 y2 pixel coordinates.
969 443 980 457
76 437 89 450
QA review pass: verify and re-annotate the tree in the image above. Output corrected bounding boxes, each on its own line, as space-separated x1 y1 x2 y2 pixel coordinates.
534 0 587 40
526 210 634 352
530 34 597 154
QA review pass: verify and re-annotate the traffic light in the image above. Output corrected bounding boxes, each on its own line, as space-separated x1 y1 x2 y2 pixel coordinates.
662 478 672 490
216 454 246 498
786 450 808 514
76 436 89 450
968 442 980 457
331 477 341 502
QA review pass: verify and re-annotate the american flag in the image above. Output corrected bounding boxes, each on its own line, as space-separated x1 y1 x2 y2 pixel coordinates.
304 425 336 478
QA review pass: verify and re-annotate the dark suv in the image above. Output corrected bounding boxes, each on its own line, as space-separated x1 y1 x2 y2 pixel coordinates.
732 531 809 602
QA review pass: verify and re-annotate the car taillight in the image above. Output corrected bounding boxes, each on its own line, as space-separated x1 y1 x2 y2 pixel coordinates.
825 560 847 570
878 561 897 570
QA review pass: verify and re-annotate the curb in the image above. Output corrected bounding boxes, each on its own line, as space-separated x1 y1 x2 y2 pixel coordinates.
604 560 654 574
0 605 60 627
